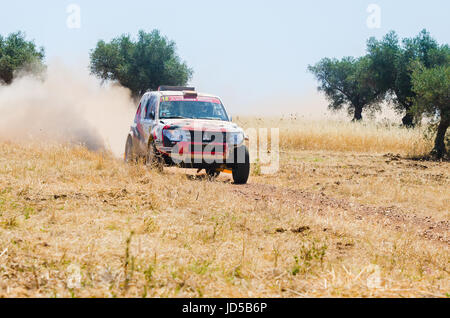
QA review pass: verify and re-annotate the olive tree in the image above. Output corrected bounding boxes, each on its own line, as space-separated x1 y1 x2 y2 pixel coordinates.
90 30 193 98
308 56 384 121
411 62 450 158
0 31 45 84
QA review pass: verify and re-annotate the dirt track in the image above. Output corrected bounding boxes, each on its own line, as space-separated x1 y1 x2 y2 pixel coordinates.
228 182 449 245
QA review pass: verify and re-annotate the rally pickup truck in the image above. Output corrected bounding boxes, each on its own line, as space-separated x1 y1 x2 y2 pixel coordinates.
125 86 250 184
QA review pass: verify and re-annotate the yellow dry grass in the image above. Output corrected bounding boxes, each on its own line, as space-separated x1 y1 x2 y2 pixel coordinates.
0 120 448 298
235 117 433 156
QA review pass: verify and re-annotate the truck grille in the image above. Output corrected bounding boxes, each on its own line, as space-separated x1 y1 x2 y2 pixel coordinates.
188 130 227 143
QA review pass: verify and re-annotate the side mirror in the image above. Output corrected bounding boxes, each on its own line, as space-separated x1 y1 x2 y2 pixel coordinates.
150 111 155 120
229 115 233 122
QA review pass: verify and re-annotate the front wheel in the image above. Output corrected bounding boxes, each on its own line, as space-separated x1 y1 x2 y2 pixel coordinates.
232 145 250 184
146 142 164 172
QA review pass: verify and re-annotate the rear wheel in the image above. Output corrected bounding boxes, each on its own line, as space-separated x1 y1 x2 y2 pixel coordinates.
232 145 250 184
124 136 136 163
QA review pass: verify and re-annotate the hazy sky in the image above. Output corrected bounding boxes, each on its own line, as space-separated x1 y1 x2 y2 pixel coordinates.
1 0 449 115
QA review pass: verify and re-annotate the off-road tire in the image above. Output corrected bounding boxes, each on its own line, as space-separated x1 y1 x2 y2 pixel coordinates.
146 142 164 172
124 136 136 163
232 145 250 184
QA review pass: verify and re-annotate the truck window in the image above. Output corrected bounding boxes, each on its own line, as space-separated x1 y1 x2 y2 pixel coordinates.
145 96 156 119
148 96 157 119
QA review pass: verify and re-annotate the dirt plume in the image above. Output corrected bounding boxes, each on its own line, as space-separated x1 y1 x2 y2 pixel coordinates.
0 60 136 157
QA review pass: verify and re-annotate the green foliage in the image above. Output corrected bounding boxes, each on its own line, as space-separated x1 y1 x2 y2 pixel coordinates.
411 64 450 118
311 29 448 128
366 31 400 95
90 30 193 98
366 29 449 126
0 31 45 84
411 62 450 157
308 56 384 121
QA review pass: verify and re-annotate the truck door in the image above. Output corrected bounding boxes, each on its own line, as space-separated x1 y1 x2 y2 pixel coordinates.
135 95 149 155
141 94 156 147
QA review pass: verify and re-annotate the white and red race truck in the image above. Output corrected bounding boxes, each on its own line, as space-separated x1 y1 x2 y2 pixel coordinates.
125 86 250 184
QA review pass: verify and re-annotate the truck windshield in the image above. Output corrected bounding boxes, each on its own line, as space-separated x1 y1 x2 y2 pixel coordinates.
159 100 229 121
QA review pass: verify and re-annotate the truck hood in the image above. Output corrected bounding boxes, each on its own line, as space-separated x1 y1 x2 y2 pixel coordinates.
159 118 242 133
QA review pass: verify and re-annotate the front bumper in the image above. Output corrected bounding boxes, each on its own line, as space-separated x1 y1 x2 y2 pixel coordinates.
156 128 245 166
158 142 237 163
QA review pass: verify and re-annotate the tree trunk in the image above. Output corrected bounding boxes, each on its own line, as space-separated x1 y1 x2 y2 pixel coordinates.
402 113 415 128
431 118 449 159
352 106 363 121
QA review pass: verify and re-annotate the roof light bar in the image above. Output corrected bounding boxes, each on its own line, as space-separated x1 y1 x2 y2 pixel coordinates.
183 90 198 98
158 86 196 92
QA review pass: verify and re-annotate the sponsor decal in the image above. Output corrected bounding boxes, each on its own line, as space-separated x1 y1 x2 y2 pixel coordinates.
160 96 221 104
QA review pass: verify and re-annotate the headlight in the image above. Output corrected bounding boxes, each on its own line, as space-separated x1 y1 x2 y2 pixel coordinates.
227 132 244 145
163 129 189 142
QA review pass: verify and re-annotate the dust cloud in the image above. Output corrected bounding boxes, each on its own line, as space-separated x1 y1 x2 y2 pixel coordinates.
0 60 136 157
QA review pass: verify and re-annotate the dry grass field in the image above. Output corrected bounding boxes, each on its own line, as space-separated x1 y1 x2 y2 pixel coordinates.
0 119 448 298
235 117 433 155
